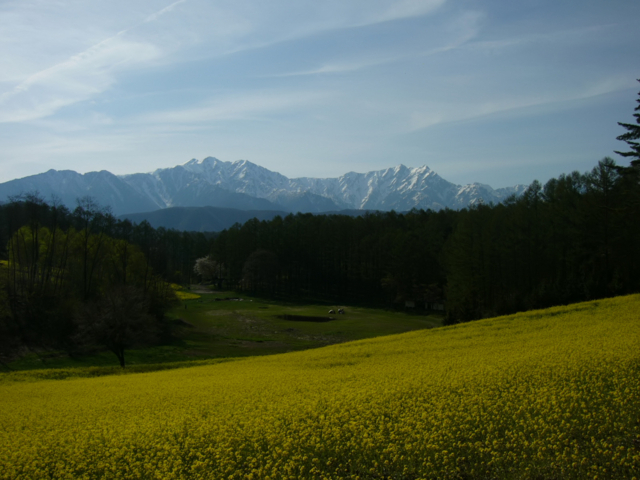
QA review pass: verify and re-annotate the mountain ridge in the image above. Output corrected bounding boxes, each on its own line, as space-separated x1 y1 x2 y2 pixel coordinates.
0 157 527 216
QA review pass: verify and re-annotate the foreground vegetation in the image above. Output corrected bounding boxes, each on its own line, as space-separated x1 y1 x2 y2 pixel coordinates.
1 294 638 479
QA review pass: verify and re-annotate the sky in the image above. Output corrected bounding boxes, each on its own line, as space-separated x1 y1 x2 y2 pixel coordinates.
1 0 639 188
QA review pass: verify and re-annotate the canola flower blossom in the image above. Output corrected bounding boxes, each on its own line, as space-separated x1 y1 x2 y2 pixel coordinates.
1 295 639 479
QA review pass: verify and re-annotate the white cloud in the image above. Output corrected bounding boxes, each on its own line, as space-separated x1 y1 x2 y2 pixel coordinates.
0 37 160 123
0 0 193 123
0 1 157 82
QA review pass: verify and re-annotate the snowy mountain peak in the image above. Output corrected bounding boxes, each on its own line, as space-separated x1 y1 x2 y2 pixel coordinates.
0 157 525 215
182 157 221 174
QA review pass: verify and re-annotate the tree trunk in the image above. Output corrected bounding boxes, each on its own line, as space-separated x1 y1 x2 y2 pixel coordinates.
114 348 126 368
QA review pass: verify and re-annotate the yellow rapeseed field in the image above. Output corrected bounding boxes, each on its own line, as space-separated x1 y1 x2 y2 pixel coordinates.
1 295 639 479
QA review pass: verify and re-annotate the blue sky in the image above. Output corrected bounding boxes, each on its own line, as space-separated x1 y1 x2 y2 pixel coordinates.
1 0 639 188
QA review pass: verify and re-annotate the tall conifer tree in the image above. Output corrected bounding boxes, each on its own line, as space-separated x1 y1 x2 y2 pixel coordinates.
615 79 640 168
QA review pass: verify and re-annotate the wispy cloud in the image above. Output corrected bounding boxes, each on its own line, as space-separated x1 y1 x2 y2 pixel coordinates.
408 76 637 132
345 0 446 28
0 0 449 123
134 90 332 125
263 57 399 78
0 0 188 123
0 38 160 123
143 0 188 24
465 23 618 52
265 9 481 78
200 0 449 58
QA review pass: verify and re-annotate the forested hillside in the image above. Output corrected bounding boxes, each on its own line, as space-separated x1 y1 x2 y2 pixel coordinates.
206 157 639 320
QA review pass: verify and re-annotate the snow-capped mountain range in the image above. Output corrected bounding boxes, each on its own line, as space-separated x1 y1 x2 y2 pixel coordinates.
0 157 527 216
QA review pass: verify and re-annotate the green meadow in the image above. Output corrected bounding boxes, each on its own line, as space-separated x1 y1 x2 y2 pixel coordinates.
3 286 443 379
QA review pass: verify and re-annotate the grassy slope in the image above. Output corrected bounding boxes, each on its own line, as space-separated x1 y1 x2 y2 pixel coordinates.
1 295 638 479
4 287 443 375
176 289 442 357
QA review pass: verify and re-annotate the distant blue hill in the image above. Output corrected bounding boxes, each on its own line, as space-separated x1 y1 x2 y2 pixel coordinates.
119 206 375 232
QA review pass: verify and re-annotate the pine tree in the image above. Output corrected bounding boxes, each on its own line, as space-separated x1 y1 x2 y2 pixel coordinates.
615 79 640 168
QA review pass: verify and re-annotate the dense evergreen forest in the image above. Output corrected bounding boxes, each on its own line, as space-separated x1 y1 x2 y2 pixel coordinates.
1 83 639 360
207 156 639 320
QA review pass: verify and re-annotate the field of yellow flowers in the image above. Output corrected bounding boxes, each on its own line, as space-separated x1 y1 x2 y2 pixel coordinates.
1 295 639 479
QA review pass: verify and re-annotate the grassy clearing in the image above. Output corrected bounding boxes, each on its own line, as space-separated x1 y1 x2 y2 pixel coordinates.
4 286 442 375
175 288 442 358
1 294 638 479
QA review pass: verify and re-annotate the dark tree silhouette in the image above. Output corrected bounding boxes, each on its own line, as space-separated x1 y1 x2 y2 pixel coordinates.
615 79 640 168
75 285 158 368
242 249 279 294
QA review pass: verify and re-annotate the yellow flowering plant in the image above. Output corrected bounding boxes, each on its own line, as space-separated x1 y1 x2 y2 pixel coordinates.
1 295 638 479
